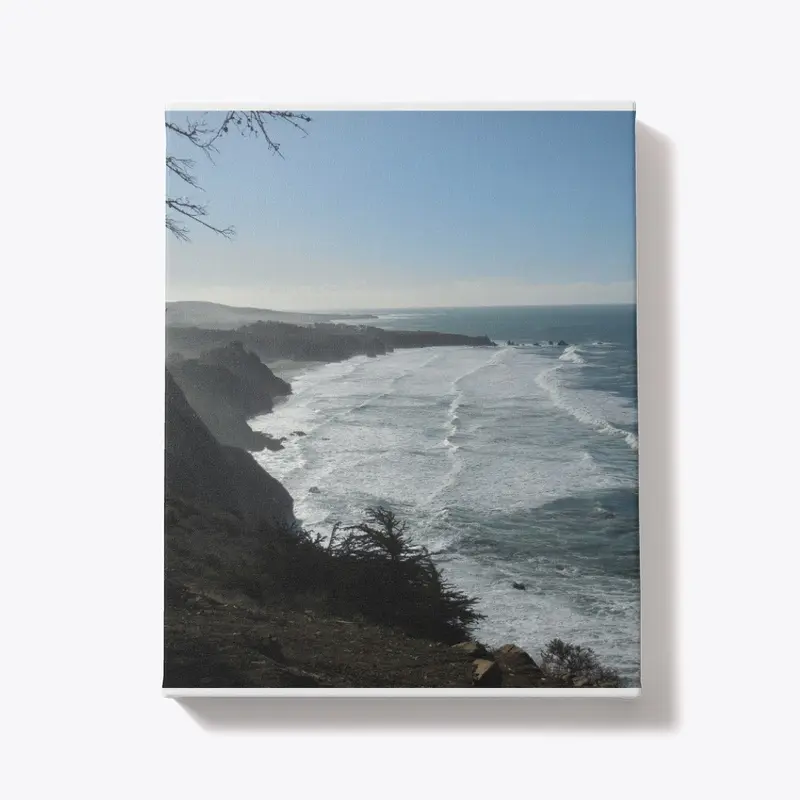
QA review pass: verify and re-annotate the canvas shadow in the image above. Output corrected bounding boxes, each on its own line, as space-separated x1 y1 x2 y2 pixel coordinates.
176 120 678 731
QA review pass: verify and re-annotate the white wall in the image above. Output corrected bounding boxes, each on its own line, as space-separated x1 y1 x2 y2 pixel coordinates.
2 1 798 797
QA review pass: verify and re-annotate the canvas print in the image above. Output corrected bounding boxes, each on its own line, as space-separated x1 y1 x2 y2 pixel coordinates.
164 108 640 691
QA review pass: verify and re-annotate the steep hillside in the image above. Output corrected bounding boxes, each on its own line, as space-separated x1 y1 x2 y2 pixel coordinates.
167 342 290 451
164 497 576 689
164 370 293 524
199 341 291 409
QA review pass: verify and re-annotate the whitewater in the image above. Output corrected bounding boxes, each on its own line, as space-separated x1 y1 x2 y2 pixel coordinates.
251 307 640 684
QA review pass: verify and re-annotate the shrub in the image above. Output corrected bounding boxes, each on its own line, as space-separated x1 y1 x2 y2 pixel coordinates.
252 506 483 642
329 507 483 641
539 638 623 687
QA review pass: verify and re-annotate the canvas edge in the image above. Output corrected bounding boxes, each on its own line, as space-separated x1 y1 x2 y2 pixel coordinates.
166 101 636 111
163 103 642 699
163 688 641 698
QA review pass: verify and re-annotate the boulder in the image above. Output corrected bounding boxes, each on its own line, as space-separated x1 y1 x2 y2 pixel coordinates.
292 430 307 437
471 658 502 687
493 644 545 686
451 641 488 658
557 340 568 346
512 581 526 591
494 643 537 665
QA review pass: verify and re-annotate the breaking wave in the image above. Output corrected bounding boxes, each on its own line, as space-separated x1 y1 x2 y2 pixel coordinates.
250 311 640 683
559 344 586 364
536 364 638 451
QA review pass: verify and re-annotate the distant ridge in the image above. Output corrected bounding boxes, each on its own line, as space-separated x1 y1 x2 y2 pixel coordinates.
166 301 377 329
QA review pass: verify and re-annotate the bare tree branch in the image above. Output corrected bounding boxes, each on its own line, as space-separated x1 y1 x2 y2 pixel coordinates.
166 216 190 242
166 197 235 238
165 110 311 241
166 156 202 189
165 119 218 159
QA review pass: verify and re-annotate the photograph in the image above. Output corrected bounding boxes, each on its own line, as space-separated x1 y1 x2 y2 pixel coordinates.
163 107 640 692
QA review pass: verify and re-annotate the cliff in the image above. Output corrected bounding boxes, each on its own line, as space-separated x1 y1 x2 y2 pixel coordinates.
164 370 293 525
166 319 494 362
167 342 290 451
198 341 291 406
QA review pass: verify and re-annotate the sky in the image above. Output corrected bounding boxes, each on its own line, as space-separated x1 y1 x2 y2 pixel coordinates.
166 110 636 310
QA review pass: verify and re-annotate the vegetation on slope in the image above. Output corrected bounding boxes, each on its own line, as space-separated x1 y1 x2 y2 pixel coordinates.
163 339 625 689
164 498 483 688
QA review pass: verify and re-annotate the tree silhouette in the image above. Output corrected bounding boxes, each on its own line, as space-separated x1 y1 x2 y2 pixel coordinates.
165 110 311 241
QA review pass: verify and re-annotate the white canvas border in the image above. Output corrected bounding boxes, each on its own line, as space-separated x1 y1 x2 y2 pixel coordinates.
164 688 641 698
163 103 641 699
167 101 635 111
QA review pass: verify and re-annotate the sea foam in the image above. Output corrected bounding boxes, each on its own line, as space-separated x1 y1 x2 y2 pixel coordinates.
559 344 586 364
249 341 640 682
536 363 639 451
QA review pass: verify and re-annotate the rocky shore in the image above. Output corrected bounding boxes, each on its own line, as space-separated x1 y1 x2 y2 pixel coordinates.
166 320 495 455
164 327 620 689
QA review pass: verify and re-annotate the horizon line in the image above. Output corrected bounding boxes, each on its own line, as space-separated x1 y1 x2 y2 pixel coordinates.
166 299 637 313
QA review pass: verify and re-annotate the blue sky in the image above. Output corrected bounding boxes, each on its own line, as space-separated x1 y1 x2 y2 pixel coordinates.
166 110 636 310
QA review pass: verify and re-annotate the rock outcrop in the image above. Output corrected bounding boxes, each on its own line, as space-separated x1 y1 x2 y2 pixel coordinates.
199 341 291 405
168 342 290 451
492 644 547 687
472 658 502 687
451 641 489 658
165 370 293 525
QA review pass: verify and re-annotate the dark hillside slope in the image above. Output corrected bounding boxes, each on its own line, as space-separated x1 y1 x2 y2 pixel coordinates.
165 370 293 525
167 342 290 451
199 341 291 407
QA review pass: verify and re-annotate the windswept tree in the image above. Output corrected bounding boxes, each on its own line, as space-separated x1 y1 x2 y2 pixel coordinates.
165 110 311 241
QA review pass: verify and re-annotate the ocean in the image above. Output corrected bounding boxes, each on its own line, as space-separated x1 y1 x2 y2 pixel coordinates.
251 305 640 684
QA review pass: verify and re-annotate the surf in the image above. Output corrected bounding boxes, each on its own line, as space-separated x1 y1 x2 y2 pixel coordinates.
248 310 640 683
536 362 639 451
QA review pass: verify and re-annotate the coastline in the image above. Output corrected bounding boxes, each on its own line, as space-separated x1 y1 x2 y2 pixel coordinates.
165 321 635 689
265 358 327 383
248 340 639 686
